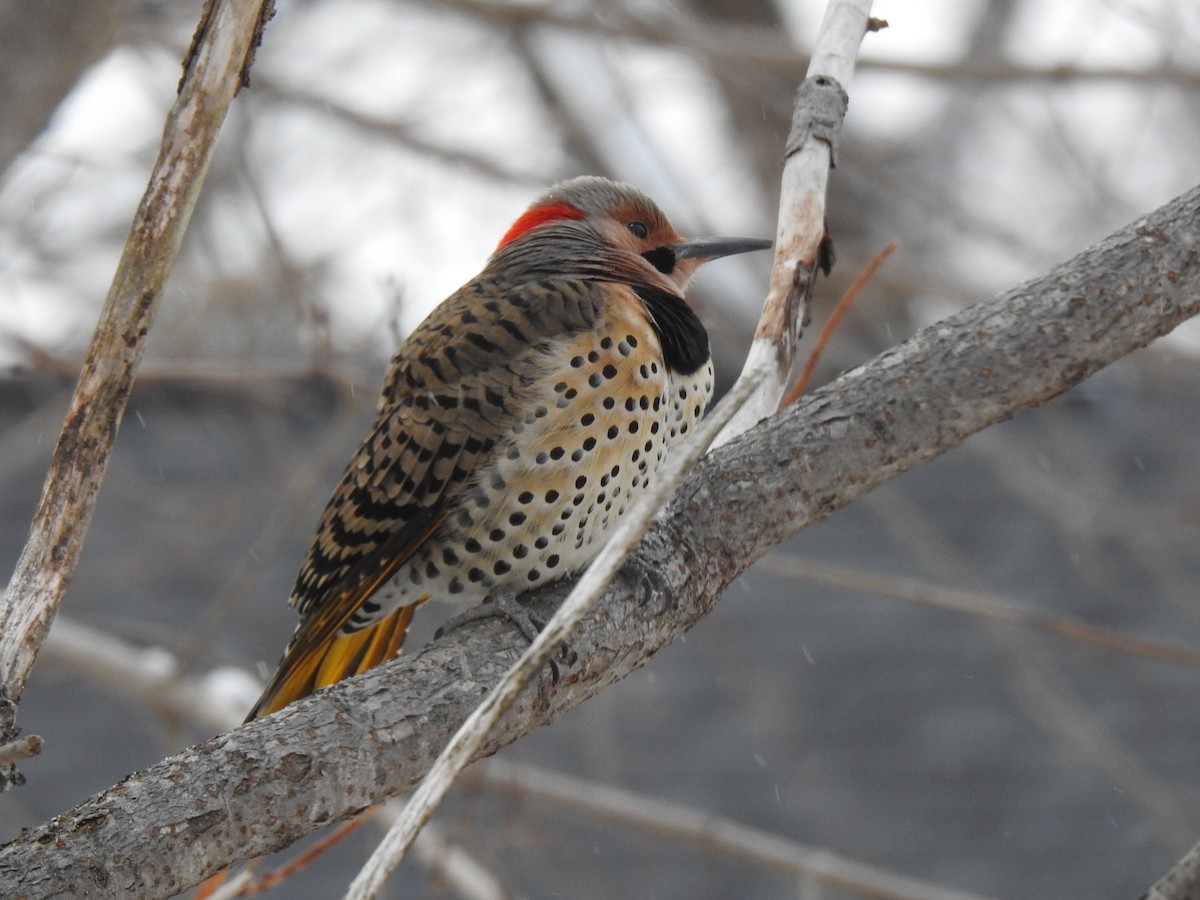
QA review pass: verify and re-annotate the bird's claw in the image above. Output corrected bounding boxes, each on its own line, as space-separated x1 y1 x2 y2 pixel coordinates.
436 593 575 684
620 556 674 614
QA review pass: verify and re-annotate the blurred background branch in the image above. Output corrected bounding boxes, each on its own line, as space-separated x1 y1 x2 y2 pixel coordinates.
0 0 271 783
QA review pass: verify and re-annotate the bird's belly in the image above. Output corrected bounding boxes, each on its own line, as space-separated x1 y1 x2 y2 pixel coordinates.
380 327 714 610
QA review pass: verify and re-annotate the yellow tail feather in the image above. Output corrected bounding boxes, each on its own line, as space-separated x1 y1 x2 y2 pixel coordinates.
246 604 419 721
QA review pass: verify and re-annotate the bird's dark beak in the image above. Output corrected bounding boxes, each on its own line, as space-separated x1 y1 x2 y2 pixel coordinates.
669 236 773 262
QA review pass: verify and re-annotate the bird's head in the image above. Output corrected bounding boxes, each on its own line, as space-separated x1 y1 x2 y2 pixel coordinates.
491 176 771 294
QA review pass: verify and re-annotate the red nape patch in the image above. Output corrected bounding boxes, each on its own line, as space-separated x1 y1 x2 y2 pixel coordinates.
495 201 585 250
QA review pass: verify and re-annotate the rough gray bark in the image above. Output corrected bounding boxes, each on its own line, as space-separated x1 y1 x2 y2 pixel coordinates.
1143 839 1200 900
0 185 1196 898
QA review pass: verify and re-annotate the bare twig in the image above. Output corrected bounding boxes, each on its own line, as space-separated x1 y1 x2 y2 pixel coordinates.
714 0 872 445
760 554 1200 668
781 241 897 406
40 616 258 734
17 350 369 394
195 868 255 900
859 479 1199 855
395 809 532 900
469 760 998 900
1007 639 1196 853
252 76 551 186
0 0 272 782
249 815 373 893
420 0 1200 87
0 733 43 768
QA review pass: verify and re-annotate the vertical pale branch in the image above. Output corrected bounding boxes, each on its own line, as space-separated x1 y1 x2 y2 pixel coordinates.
343 2 876 896
713 0 876 447
0 0 273 781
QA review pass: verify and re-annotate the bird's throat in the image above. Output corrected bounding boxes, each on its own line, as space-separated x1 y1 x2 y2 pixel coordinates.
631 284 710 376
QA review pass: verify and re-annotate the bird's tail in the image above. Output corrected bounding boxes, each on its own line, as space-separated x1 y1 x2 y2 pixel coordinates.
245 604 419 721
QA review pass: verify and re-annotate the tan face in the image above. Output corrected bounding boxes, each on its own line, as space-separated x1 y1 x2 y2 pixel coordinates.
595 199 700 294
493 178 769 293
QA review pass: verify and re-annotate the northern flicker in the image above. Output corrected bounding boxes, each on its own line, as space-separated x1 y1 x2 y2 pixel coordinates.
246 176 770 719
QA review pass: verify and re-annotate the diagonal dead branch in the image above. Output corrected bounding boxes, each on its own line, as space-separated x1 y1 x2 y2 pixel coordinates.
761 554 1200 668
469 759 998 900
0 0 272 787
781 241 897 407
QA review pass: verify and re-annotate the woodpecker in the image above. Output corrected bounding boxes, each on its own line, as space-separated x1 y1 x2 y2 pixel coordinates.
246 176 770 719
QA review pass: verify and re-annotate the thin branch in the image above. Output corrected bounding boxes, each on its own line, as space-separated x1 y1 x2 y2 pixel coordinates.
469 760 998 900
0 174 1196 900
39 617 257 735
393 809 532 900
419 0 1200 87
252 76 552 186
760 554 1200 668
0 0 272 780
196 869 255 900
248 816 371 894
858 476 1199 856
862 58 1200 88
16 350 368 392
1005 638 1196 853
0 734 43 769
714 0 871 445
781 241 897 407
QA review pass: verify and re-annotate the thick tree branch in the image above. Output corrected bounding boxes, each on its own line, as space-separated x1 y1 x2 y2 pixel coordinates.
1145 838 1200 900
0 0 272 784
0 181 1194 897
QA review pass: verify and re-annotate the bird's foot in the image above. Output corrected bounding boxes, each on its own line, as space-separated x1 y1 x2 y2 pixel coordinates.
436 592 542 642
619 555 675 614
436 593 575 683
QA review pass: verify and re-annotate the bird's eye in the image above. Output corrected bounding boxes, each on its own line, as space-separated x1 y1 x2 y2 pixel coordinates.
627 221 649 240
